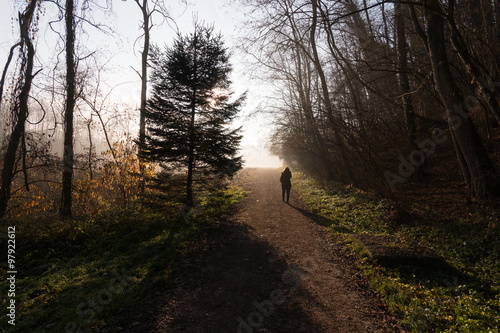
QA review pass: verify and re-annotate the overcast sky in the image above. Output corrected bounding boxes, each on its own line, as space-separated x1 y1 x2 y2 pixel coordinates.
0 0 281 168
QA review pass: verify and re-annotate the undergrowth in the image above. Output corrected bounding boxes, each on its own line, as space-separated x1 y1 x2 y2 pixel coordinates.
293 172 499 333
0 186 247 333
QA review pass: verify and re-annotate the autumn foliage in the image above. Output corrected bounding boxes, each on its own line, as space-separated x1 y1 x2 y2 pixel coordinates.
5 140 156 218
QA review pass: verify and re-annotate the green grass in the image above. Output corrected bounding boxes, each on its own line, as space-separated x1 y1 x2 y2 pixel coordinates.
0 186 247 333
293 173 500 332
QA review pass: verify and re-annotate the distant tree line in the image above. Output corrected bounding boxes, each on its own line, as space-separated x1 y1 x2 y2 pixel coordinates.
241 0 500 201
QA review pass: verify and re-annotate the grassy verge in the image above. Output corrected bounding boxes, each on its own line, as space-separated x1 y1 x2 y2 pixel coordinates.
293 172 499 333
0 186 247 333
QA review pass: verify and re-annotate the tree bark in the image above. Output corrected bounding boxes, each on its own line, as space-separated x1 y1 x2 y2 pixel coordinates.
0 42 21 110
0 1 38 219
60 0 76 217
442 5 500 127
87 115 93 180
395 1 419 159
425 0 497 199
137 0 150 193
186 30 198 206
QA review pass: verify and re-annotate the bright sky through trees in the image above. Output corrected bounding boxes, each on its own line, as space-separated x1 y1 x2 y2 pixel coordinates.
0 0 281 168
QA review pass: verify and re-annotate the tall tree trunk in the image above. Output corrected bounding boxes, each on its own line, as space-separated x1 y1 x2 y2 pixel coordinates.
290 26 332 179
425 0 497 199
496 0 500 39
87 115 94 180
137 0 149 193
0 1 38 219
395 2 419 155
311 0 354 183
186 31 198 206
0 42 21 110
440 0 500 127
60 0 76 217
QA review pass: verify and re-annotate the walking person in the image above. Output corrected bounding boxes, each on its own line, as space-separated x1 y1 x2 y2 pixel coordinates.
280 167 292 203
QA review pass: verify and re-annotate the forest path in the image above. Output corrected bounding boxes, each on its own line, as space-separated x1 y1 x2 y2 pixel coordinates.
134 168 402 332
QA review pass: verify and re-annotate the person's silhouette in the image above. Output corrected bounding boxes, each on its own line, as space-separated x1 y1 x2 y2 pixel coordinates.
280 167 292 203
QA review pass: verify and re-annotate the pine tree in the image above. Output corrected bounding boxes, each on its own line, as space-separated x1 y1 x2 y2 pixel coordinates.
143 24 244 205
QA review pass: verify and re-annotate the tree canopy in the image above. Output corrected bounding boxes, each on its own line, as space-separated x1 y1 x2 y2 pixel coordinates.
241 0 500 200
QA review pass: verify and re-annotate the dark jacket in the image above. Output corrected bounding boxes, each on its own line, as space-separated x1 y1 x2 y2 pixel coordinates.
280 169 292 189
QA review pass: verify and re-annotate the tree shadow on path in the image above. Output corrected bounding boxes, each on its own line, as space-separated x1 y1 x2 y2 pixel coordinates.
125 216 327 333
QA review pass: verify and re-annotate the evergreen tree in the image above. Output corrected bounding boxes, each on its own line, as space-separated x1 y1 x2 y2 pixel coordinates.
143 24 244 205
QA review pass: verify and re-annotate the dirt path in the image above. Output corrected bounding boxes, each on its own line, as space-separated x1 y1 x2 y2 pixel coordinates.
131 168 402 332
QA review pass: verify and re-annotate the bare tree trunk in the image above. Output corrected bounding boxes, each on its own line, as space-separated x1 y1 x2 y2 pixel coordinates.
82 98 118 164
425 0 497 199
395 2 418 153
186 29 199 207
0 1 38 219
60 0 76 217
381 2 390 46
87 115 93 180
438 0 500 127
496 0 500 39
136 0 150 193
310 0 353 183
287 17 332 178
362 0 374 37
0 42 21 110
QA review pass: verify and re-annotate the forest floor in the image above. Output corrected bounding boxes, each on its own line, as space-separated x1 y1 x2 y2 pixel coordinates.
127 168 403 333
